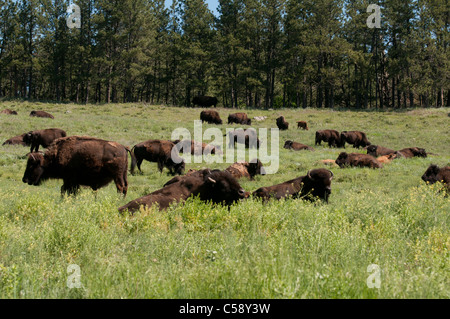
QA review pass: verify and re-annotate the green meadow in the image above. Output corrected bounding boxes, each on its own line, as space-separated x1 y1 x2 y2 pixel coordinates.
0 100 449 299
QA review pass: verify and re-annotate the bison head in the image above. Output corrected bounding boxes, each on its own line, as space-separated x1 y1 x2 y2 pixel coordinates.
284 140 293 149
335 152 349 167
303 169 334 202
200 170 247 206
422 165 440 184
23 131 35 146
22 153 46 186
247 159 266 178
413 147 427 158
366 145 378 157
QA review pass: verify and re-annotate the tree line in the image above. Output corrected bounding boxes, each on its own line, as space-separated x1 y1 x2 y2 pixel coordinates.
0 0 448 109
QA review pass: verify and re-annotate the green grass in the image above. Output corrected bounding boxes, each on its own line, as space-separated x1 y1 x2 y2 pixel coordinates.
0 101 449 299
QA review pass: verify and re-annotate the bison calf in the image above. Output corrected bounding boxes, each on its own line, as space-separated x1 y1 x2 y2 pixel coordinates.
252 168 334 202
23 128 67 153
366 145 396 157
335 152 383 169
22 136 133 196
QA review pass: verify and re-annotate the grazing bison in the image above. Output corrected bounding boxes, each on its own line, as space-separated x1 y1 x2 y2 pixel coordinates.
252 168 334 202
335 152 383 169
22 136 133 196
421 165 450 191
200 110 223 125
397 147 427 158
297 121 309 130
340 131 371 149
192 96 218 108
1 109 18 115
284 140 315 151
227 128 260 149
228 113 251 125
173 139 221 156
3 133 29 146
30 110 54 119
225 159 266 180
276 116 289 130
315 130 343 148
131 139 185 175
23 128 67 153
118 169 247 213
366 145 396 157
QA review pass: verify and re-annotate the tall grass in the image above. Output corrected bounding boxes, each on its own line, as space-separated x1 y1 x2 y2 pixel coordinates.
0 101 449 298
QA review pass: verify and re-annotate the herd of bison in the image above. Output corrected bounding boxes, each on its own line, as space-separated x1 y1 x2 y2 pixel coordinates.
1 107 449 215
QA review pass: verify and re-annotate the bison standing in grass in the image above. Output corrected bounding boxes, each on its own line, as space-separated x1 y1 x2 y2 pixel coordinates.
30 110 54 119
192 96 218 108
335 152 383 169
118 169 248 213
131 139 185 175
252 168 334 202
22 136 134 196
200 110 223 125
228 113 251 125
227 128 260 149
421 165 450 191
315 130 343 148
23 128 67 153
340 131 371 149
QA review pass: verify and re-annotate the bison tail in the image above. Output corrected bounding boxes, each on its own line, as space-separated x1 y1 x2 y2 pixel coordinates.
128 146 138 175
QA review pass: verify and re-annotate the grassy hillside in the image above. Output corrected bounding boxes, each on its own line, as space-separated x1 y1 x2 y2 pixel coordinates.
0 101 449 299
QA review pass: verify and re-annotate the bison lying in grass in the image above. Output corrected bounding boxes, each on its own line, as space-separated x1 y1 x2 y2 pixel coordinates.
118 169 248 213
3 133 29 146
22 136 134 196
252 168 334 202
225 159 266 180
30 110 54 119
284 140 315 151
335 152 383 169
421 165 450 192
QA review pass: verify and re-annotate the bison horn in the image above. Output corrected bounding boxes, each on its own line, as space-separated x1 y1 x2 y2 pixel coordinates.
328 170 334 180
307 170 314 181
208 177 217 184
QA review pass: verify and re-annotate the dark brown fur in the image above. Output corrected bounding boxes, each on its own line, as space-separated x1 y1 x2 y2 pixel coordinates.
252 168 334 202
297 121 309 130
284 140 315 151
276 116 289 130
200 110 223 124
366 145 396 157
3 133 29 146
227 128 260 149
397 147 427 158
30 110 54 119
335 152 383 169
421 165 450 191
228 113 251 125
23 128 67 152
340 131 371 149
315 130 343 148
131 139 185 175
22 136 133 196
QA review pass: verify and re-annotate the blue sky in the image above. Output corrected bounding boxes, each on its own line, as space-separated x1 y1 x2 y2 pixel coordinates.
165 0 220 15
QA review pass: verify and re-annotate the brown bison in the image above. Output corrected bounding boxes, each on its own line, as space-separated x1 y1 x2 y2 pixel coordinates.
228 113 251 125
22 136 133 196
335 152 383 169
23 128 67 153
421 165 450 191
276 116 289 130
1 109 18 115
192 96 218 108
131 139 185 175
315 130 343 148
366 145 396 157
397 147 427 158
200 110 222 125
297 121 309 130
3 133 29 146
118 169 247 213
30 110 54 119
227 128 260 149
225 159 266 180
173 139 221 156
252 168 334 202
284 140 315 151
340 131 371 149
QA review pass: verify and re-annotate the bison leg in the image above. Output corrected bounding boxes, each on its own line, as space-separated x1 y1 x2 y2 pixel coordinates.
61 182 79 196
114 175 127 197
136 158 144 172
